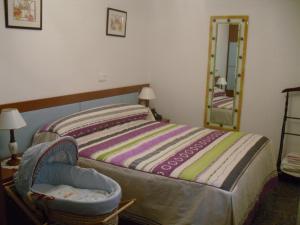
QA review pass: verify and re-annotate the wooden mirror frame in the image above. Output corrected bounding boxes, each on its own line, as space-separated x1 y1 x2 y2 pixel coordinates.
204 15 249 131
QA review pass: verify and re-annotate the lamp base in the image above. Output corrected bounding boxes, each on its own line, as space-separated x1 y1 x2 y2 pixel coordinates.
138 99 149 107
6 154 20 166
6 142 20 166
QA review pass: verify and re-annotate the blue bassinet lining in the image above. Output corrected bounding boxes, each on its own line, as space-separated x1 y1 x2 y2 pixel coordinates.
15 137 121 216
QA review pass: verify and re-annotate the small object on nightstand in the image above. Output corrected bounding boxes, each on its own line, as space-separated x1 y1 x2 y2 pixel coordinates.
0 108 26 166
151 108 162 121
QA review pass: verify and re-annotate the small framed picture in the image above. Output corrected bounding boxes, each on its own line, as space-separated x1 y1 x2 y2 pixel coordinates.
4 0 42 30
106 8 127 37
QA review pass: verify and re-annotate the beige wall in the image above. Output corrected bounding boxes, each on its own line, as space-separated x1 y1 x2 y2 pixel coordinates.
148 0 300 153
0 0 151 104
0 0 299 155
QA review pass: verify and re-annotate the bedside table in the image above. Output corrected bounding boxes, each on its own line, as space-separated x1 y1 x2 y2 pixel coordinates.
1 167 17 185
160 118 170 123
1 155 22 185
1 161 18 225
1 157 40 225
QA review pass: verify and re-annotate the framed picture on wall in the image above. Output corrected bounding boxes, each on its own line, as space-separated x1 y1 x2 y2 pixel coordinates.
106 8 127 37
4 0 42 30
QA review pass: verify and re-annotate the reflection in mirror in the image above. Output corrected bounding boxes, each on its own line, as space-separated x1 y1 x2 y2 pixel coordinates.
211 23 239 125
204 16 248 131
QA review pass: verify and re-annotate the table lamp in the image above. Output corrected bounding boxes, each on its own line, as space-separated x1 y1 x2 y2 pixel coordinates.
139 87 156 107
216 77 227 90
0 108 26 166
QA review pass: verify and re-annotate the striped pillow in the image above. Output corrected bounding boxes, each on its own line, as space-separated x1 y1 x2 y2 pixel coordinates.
39 104 149 138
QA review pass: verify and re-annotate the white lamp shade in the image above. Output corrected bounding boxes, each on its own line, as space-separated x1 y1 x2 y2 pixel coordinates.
139 87 156 100
216 77 227 86
0 108 27 130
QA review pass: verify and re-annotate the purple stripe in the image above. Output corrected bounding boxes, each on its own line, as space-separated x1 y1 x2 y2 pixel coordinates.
152 130 226 177
39 123 52 132
109 126 191 165
63 114 147 138
79 122 166 158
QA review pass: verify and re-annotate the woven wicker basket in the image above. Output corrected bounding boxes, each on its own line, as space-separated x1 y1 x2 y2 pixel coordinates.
27 191 135 225
47 208 119 225
46 200 135 225
4 182 135 225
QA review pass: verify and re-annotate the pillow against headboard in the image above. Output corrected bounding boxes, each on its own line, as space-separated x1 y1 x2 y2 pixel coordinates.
34 104 150 141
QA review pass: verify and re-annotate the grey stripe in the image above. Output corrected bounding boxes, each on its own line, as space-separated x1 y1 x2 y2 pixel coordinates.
49 104 128 131
54 106 145 132
203 134 252 184
79 121 156 148
221 136 269 191
129 128 203 169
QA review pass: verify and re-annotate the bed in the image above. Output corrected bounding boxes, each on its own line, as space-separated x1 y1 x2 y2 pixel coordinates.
33 104 277 225
211 87 234 125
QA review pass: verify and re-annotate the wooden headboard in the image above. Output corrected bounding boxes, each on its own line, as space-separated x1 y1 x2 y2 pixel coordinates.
0 84 149 112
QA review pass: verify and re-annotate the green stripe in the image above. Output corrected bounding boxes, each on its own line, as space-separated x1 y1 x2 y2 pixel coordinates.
179 132 245 181
97 124 178 161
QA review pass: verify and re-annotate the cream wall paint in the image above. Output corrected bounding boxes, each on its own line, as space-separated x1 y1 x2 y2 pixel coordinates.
148 0 300 154
0 0 150 104
1 0 299 155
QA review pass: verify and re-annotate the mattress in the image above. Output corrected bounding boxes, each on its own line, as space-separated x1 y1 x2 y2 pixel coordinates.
32 184 111 202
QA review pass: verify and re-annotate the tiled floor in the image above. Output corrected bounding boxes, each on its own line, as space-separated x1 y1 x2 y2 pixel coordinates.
120 180 300 225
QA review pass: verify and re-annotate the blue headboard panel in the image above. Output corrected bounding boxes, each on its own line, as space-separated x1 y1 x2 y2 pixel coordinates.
0 93 139 158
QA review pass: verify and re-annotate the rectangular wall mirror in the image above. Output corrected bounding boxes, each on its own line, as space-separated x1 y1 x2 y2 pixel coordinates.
204 16 249 131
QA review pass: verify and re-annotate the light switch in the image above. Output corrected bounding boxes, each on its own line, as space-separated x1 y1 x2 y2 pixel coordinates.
98 73 108 83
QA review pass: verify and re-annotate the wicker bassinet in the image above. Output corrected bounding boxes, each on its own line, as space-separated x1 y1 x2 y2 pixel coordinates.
14 137 134 225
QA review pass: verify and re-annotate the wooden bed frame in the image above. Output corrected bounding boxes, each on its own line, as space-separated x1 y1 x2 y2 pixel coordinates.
0 84 149 112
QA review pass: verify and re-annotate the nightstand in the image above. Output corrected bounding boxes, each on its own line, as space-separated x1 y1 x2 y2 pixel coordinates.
1 167 17 184
160 118 170 123
1 155 21 185
1 162 18 225
1 157 42 225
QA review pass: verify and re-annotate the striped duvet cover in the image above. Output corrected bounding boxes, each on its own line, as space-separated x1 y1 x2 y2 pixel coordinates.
35 104 276 225
76 120 268 192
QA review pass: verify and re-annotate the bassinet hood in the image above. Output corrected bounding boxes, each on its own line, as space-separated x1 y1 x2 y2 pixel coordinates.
15 136 78 198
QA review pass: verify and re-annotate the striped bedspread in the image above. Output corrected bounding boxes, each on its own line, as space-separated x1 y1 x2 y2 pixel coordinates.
212 95 233 110
76 120 269 192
